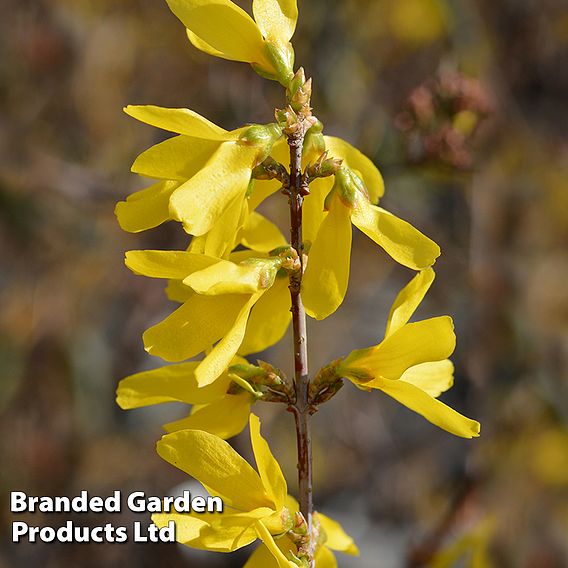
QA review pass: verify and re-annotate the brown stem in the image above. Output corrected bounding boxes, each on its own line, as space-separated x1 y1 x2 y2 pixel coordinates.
287 128 314 564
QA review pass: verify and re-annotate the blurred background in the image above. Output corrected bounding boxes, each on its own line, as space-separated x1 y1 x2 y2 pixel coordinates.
1 0 568 566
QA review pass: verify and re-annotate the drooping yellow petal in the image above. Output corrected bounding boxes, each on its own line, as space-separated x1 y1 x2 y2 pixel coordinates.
351 200 440 270
317 513 359 556
249 414 287 510
157 429 271 510
385 268 435 337
125 250 219 280
252 0 298 43
186 28 232 59
241 211 288 252
131 135 221 181
303 196 352 320
143 293 251 362
151 512 207 543
165 279 193 303
255 521 297 567
164 394 252 439
315 546 338 568
240 275 291 355
169 142 257 236
367 376 481 438
153 509 272 551
342 316 456 381
303 177 333 245
116 362 230 409
124 105 231 140
400 360 454 398
184 259 279 295
165 0 269 65
324 136 384 202
115 180 178 233
195 292 263 385
248 178 283 211
202 192 249 258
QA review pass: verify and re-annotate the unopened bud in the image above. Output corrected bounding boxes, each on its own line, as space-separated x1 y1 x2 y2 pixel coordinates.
307 152 343 180
293 512 308 535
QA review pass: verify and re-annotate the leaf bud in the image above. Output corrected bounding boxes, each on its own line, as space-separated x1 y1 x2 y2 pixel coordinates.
306 151 343 180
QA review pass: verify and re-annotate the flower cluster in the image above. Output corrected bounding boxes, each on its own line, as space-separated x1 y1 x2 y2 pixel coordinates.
116 0 480 565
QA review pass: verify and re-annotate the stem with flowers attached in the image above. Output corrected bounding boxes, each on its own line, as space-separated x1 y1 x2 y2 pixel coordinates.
286 119 314 564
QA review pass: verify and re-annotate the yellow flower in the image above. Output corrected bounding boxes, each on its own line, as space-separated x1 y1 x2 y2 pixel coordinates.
152 414 294 563
153 415 358 568
165 0 298 85
245 496 359 567
125 249 291 386
116 357 253 439
302 146 441 319
336 269 480 438
116 105 282 238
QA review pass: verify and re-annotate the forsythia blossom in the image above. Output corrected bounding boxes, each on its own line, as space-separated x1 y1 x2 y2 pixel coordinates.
335 269 480 438
153 415 358 567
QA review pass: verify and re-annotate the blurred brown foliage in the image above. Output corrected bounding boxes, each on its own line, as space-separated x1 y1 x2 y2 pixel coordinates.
1 0 567 567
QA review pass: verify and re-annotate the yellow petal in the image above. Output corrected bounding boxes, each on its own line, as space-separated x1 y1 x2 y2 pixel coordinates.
240 275 291 355
195 293 263 386
341 317 456 380
186 28 232 59
115 180 178 233
157 429 272 510
169 142 257 236
184 259 278 295
124 105 230 140
303 196 352 320
255 521 297 567
165 0 268 65
249 414 287 510
351 201 440 270
324 136 384 202
116 362 230 409
315 546 338 568
241 211 288 252
202 192 249 258
252 0 298 43
400 360 454 398
164 394 252 439
132 135 221 181
385 268 435 337
368 377 481 438
153 509 272 551
303 177 333 245
248 178 283 211
125 250 219 280
317 513 359 556
245 543 279 567
143 293 251 362
152 512 207 543
165 279 193 303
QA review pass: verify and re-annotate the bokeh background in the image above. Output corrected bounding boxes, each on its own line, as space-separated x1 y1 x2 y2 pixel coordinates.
1 0 568 566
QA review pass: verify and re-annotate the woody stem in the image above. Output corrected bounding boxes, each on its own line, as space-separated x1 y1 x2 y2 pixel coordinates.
287 127 314 564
